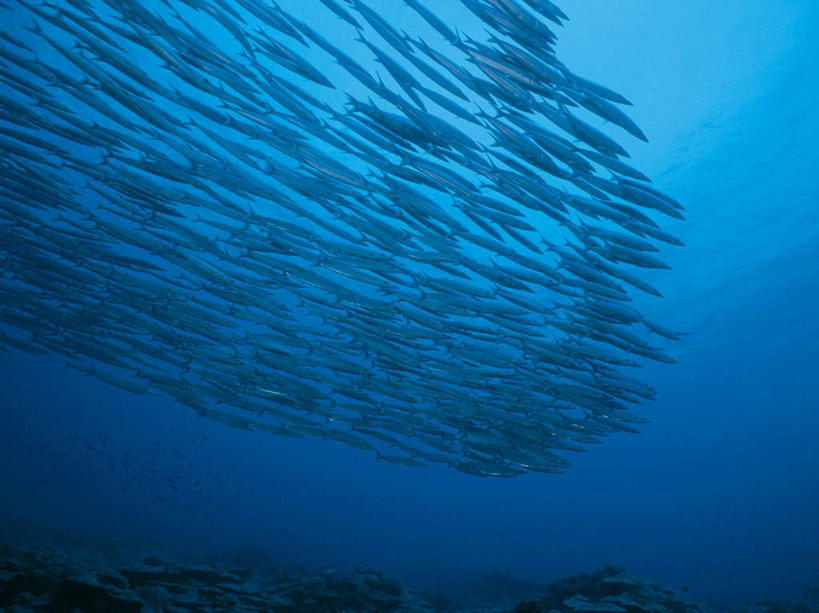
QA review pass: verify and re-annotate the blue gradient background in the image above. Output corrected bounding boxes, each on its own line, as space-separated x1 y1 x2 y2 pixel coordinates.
1 0 818 605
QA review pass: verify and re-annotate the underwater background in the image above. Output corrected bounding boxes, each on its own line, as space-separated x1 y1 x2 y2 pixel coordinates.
1 0 818 609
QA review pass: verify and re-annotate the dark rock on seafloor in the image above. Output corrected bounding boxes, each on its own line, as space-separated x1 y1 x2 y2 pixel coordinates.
734 597 819 613
0 546 434 612
510 565 707 613
1 546 817 613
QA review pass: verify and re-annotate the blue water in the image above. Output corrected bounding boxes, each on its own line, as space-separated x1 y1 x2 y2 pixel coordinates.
1 0 818 606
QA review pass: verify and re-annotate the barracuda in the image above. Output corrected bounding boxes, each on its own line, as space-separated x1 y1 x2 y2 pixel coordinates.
0 0 682 477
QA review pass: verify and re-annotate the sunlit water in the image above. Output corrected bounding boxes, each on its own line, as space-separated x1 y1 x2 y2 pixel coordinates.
1 0 817 606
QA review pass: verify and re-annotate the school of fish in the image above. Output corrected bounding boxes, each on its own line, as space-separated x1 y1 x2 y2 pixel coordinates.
0 0 684 477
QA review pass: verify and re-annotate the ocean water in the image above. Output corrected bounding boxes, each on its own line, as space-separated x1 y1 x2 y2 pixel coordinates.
1 0 818 608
